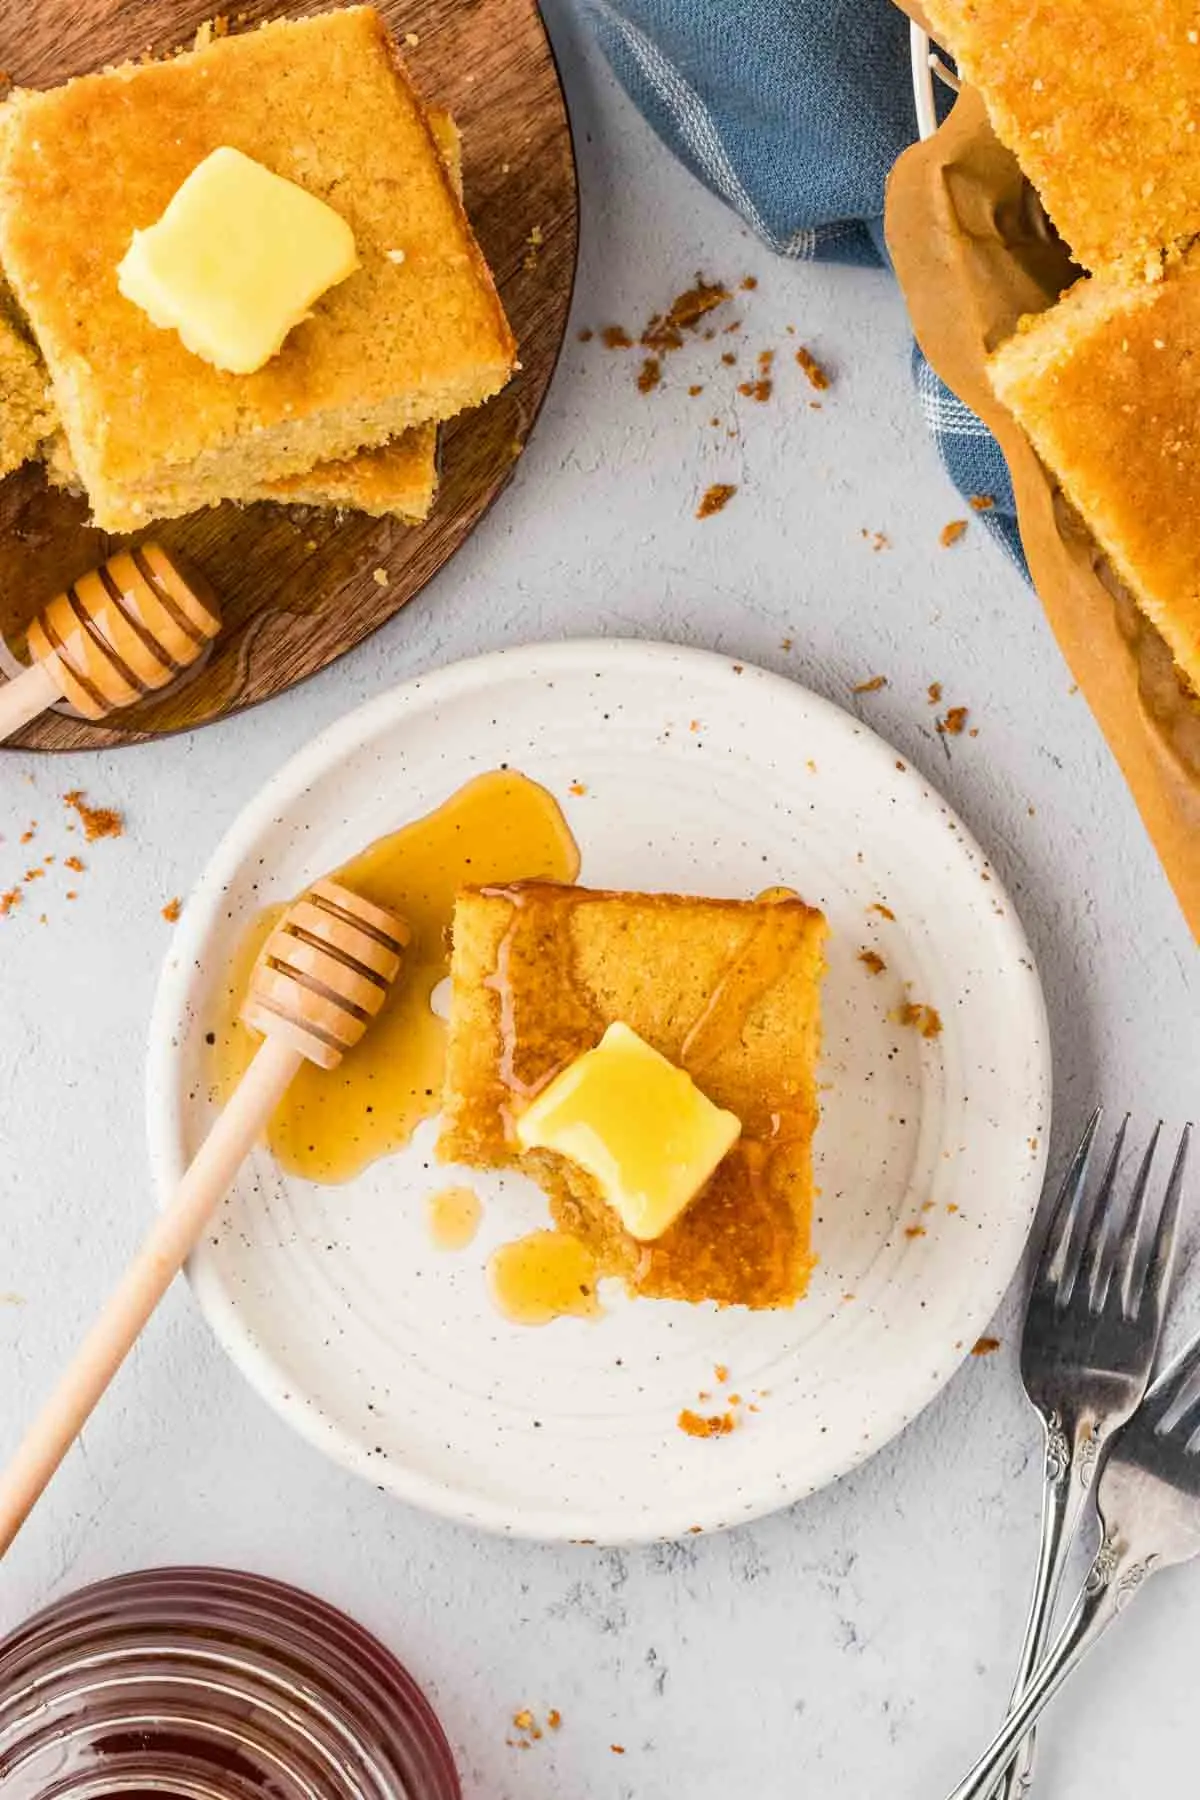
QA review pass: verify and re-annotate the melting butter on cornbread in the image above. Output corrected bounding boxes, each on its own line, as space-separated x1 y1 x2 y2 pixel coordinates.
440 883 827 1310
118 146 359 376
516 1022 743 1243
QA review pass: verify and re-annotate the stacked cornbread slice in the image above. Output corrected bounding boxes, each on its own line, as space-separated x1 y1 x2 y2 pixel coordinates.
0 8 515 529
924 0 1200 694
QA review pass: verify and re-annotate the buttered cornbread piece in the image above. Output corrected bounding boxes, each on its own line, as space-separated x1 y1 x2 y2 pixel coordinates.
440 884 827 1309
989 261 1200 694
0 6 516 531
31 111 463 524
921 0 1200 274
515 1022 743 1243
118 146 359 376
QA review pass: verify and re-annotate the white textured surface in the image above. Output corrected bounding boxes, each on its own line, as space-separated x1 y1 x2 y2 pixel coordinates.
0 10 1196 1796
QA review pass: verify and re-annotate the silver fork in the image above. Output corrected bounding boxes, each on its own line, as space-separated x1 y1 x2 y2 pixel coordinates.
997 1112 1189 1799
944 1310 1200 1800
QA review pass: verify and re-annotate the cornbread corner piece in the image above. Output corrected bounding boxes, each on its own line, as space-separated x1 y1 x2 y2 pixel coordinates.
0 7 516 532
0 299 53 478
988 261 1200 695
921 0 1200 274
439 884 828 1309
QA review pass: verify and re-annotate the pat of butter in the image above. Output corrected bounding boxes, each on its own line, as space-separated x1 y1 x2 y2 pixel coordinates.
515 1022 742 1242
117 146 358 375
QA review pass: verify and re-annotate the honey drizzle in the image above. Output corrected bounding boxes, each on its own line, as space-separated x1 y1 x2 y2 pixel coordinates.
426 1185 483 1251
488 1229 601 1326
208 771 580 1184
481 884 605 1132
679 906 807 1080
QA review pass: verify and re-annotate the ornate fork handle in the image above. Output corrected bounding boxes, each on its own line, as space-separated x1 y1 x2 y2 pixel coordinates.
996 1410 1104 1799
944 1534 1155 1800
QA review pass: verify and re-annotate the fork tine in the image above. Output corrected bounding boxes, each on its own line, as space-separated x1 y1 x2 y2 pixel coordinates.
1078 1115 1130 1311
1106 1120 1161 1315
1144 1312 1200 1424
1123 1122 1189 1319
1036 1105 1102 1298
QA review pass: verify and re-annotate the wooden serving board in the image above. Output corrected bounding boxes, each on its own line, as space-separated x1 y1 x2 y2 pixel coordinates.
0 0 577 751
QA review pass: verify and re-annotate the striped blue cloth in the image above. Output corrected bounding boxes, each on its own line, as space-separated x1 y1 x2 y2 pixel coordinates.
581 0 1025 567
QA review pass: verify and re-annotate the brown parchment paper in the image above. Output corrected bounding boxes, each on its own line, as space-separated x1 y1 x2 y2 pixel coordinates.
885 84 1200 939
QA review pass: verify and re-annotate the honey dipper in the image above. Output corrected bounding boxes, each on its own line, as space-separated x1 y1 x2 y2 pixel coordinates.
0 878 410 1557
0 542 220 743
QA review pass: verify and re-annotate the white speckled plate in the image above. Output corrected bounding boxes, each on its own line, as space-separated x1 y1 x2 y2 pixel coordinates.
147 640 1051 1543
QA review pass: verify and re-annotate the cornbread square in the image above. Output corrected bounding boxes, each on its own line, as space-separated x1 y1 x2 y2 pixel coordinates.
0 8 515 531
922 0 1200 274
0 298 52 478
439 884 828 1309
989 260 1200 694
33 111 462 523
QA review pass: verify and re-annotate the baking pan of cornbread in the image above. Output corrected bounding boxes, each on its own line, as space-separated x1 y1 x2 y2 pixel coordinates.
886 76 1200 938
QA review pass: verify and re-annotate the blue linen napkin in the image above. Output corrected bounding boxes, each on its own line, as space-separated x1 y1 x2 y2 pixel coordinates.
580 0 1025 567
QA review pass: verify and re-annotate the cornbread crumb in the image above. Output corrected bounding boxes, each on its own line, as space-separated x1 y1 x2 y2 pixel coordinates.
385 247 406 264
568 781 587 796
404 30 419 45
601 325 633 349
852 674 888 694
688 383 704 396
0 888 21 916
741 275 758 290
937 706 969 737
714 1363 729 1383
868 902 895 920
64 854 84 873
968 493 994 511
905 1225 927 1239
547 1709 562 1730
861 529 890 551
577 327 593 342
512 1710 534 1732
973 1336 1001 1355
678 1408 735 1437
940 519 968 547
795 347 830 390
372 567 390 587
641 277 731 352
927 681 943 704
162 897 182 922
858 949 886 975
637 356 661 394
63 791 123 841
897 1001 943 1038
611 1745 626 1755
696 482 737 519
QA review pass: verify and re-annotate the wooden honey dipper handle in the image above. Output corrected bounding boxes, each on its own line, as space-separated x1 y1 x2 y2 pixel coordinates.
0 879 408 1559
0 658 63 743
0 541 220 745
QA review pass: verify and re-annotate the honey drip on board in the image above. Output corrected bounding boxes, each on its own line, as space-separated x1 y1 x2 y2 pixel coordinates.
426 1185 483 1251
208 771 580 1183
488 1229 601 1326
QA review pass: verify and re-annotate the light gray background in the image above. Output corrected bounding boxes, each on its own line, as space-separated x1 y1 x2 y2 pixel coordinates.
1 10 1197 1796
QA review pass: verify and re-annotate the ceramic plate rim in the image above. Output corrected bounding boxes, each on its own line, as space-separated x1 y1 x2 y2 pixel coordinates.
146 638 1052 1541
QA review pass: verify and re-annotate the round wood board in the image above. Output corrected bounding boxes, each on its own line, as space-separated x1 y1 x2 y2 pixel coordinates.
0 0 577 751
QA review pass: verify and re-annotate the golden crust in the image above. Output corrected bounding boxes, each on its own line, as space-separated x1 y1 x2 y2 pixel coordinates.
989 259 1200 693
922 0 1200 274
439 883 827 1310
0 8 515 529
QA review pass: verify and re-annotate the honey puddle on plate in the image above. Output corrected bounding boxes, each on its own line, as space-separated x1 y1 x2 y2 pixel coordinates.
426 1185 483 1251
488 1229 601 1326
208 770 580 1184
